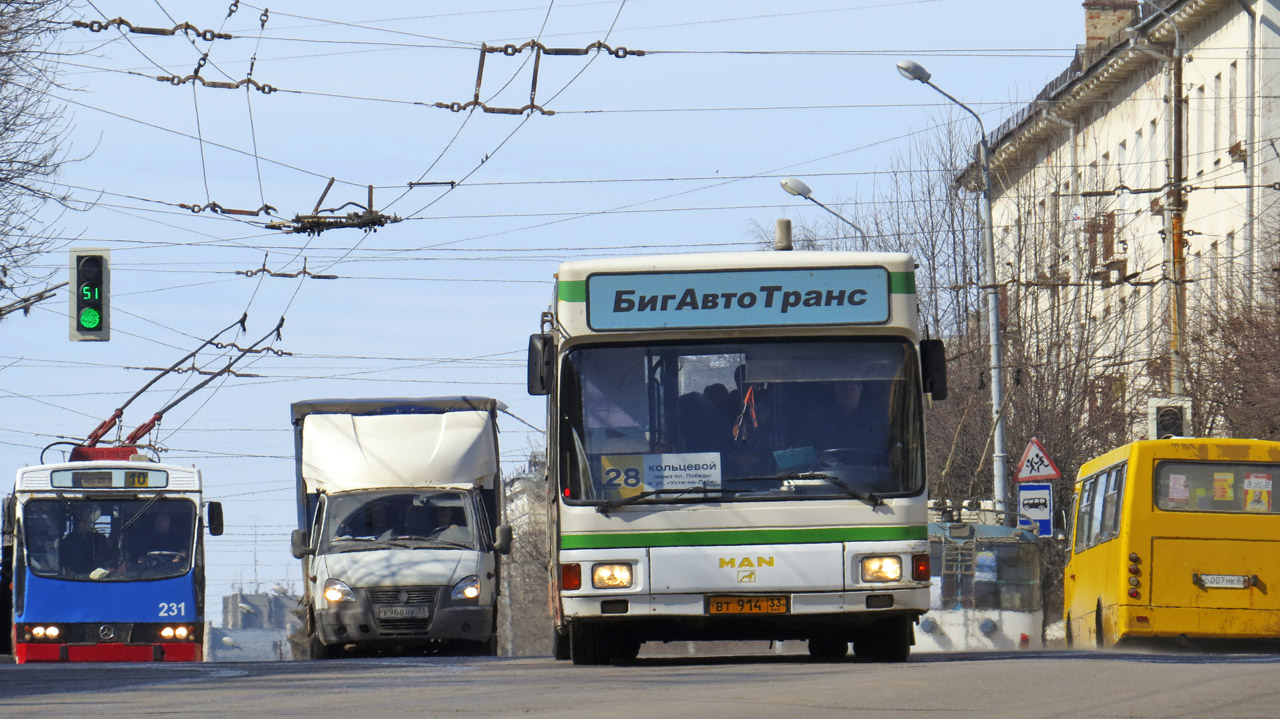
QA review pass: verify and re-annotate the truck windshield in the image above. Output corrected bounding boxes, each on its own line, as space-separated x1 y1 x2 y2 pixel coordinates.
558 338 925 505
320 490 476 554
22 498 196 582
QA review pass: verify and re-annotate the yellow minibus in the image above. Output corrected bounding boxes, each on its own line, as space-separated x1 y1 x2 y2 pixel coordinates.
1064 438 1280 647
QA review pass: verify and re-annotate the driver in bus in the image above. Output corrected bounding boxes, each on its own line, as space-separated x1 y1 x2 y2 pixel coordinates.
796 381 888 464
127 512 188 568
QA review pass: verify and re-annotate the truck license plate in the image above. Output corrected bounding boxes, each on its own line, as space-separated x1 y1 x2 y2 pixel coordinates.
707 596 789 615
375 606 432 619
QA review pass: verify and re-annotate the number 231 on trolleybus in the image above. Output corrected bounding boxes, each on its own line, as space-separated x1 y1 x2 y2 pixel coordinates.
2 451 223 662
1065 437 1280 648
528 250 947 664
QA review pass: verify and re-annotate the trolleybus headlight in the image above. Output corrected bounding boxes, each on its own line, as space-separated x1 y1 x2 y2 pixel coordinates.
591 563 633 589
861 556 903 583
161 627 175 639
451 575 482 601
322 578 357 604
45 625 60 639
31 626 45 638
175 626 190 640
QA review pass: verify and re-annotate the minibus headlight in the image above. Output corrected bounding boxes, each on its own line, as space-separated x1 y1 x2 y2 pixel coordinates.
451 575 482 601
861 556 903 582
322 578 357 604
592 564 633 589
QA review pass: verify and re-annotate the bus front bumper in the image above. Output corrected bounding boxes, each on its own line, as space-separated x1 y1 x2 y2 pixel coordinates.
14 642 201 663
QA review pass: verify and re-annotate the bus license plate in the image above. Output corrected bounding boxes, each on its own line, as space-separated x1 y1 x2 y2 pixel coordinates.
1200 574 1249 589
707 596 789 615
375 606 432 619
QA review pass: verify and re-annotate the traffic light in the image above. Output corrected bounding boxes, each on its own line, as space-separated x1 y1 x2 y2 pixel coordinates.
1147 397 1191 439
69 248 110 341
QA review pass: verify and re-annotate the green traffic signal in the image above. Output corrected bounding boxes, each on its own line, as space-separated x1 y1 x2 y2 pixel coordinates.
79 307 102 330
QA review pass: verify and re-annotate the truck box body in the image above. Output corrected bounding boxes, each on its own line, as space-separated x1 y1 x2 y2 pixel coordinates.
291 397 506 656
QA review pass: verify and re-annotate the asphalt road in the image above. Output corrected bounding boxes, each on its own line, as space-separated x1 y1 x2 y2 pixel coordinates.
2 650 1279 719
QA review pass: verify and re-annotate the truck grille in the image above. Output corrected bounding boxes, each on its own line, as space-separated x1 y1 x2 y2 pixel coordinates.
366 587 440 605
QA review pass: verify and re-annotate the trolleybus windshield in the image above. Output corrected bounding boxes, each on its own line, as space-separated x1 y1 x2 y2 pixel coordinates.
558 338 925 505
22 498 196 581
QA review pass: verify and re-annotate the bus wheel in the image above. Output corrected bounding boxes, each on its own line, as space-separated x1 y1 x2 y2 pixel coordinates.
807 636 849 661
568 622 610 666
552 628 570 661
854 618 912 662
1095 604 1105 649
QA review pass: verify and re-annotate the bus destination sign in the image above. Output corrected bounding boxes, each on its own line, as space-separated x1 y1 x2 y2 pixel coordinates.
585 267 891 331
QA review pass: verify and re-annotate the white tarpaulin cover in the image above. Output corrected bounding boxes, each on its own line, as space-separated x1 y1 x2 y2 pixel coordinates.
300 410 497 493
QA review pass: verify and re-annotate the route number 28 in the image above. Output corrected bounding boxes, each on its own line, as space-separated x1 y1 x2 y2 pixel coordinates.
602 467 642 488
159 602 187 617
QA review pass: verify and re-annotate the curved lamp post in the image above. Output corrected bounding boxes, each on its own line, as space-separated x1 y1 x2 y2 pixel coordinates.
897 59 1009 519
779 177 870 244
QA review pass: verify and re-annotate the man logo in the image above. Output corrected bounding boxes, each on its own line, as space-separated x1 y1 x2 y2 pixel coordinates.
718 556 775 569
738 570 756 583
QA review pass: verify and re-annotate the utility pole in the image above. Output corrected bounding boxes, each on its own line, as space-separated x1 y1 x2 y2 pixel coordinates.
1167 21 1187 397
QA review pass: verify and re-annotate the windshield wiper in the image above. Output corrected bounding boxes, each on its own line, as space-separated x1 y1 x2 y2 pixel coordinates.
596 486 727 515
795 472 883 507
726 472 883 507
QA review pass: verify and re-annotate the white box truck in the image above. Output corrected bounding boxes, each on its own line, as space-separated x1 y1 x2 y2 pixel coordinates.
290 397 511 658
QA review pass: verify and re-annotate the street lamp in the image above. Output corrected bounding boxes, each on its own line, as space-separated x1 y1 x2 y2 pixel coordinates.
897 59 1010 521
779 177 870 244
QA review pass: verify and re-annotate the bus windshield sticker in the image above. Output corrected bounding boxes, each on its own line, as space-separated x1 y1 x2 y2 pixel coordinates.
1168 474 1189 503
600 452 722 495
644 453 721 491
1244 473 1272 513
586 267 891 331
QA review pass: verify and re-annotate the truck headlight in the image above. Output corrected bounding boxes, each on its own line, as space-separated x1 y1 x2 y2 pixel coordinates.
322 578 357 604
592 563 633 589
861 556 903 583
451 575 481 601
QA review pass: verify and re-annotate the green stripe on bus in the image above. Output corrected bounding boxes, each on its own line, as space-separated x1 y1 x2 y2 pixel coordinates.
561 525 926 550
559 280 587 302
889 272 915 294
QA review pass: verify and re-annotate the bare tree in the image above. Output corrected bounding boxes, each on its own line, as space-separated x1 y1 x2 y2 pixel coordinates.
0 0 75 314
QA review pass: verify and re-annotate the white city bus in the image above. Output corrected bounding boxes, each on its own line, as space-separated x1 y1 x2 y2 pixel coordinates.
527 250 947 664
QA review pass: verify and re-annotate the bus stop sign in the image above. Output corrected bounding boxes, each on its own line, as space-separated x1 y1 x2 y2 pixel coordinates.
1018 482 1053 537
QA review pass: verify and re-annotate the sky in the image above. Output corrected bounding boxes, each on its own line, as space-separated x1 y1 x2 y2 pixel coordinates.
0 0 1088 621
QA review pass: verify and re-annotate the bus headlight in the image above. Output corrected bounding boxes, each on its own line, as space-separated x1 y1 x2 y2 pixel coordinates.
322 578 357 604
861 556 903 582
592 564 633 589
451 575 481 601
161 627 175 639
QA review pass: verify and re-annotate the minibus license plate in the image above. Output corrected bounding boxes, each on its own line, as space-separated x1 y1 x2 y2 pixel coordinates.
707 596 788 615
376 606 432 619
1200 574 1249 589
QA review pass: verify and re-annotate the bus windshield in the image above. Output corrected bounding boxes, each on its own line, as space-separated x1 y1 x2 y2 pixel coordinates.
22 498 196 582
558 338 925 505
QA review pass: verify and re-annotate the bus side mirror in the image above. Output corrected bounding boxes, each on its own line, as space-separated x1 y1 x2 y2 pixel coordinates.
1053 509 1069 542
920 339 947 401
527 333 554 396
206 502 224 536
2 495 13 537
494 524 513 555
291 529 314 558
